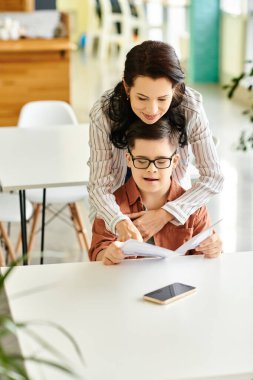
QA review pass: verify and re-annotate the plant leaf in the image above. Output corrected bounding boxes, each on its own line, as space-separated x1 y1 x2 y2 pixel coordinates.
0 346 29 380
0 257 84 379
0 255 27 289
8 355 80 378
1 316 84 377
1 317 85 369
22 320 85 365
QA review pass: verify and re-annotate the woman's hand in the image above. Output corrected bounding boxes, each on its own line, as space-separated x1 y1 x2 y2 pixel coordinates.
195 230 223 258
115 219 143 242
97 241 125 265
128 209 173 241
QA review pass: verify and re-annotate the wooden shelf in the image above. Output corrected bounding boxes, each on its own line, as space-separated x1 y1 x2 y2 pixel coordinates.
0 0 34 12
0 38 73 52
0 13 72 127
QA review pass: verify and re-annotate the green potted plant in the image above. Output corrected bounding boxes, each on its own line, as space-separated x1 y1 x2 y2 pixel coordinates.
223 62 253 151
0 260 84 379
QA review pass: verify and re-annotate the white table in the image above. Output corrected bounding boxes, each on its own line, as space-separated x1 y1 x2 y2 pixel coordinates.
3 252 253 380
0 124 90 259
0 124 89 191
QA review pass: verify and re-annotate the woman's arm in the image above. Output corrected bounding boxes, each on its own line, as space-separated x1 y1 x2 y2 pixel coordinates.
87 95 129 233
162 95 224 225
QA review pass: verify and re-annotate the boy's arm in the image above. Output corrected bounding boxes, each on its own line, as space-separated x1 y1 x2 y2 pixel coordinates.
192 205 211 237
88 218 117 261
191 206 222 257
96 241 125 265
89 218 126 264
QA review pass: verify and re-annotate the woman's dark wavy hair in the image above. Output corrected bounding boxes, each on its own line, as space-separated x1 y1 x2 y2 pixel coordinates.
104 40 187 149
126 119 179 150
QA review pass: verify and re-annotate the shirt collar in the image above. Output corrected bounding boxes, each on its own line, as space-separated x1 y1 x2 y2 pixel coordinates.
166 177 183 202
125 176 142 206
125 176 183 206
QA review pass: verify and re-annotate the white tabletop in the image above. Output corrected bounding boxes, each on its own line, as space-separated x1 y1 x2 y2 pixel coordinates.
3 252 253 380
0 124 90 191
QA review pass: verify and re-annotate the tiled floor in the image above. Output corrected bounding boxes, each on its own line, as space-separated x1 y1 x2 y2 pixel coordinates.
3 51 253 264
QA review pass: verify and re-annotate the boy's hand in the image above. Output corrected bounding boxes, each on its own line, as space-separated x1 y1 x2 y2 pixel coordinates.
116 219 143 242
195 230 223 258
98 241 125 265
128 209 173 241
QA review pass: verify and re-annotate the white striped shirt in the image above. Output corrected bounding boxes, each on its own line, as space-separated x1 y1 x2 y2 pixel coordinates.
88 86 224 233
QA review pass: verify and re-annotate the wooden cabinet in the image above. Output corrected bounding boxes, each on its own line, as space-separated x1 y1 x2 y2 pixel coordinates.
0 0 34 12
0 13 71 126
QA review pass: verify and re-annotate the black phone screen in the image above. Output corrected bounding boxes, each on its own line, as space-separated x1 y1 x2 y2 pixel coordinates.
144 283 196 302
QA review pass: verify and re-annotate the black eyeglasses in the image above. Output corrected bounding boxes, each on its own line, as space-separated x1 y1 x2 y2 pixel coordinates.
128 148 177 169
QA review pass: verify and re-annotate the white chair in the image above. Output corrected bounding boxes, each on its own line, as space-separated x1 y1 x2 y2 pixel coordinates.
18 101 90 255
119 0 147 43
0 193 33 266
86 0 147 61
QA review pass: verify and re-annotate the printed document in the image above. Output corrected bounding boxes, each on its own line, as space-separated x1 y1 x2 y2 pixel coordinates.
121 219 222 258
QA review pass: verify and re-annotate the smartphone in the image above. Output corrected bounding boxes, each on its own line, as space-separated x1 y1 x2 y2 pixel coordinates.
143 282 196 305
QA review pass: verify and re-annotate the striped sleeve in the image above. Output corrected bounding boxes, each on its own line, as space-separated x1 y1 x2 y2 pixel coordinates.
87 93 129 233
162 93 224 225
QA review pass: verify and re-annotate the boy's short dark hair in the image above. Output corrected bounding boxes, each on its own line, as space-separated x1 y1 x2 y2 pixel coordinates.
126 119 179 149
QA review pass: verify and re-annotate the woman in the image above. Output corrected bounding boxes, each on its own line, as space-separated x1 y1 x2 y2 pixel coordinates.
88 40 224 247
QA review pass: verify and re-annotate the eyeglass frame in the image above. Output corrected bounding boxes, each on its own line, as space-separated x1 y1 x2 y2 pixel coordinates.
127 148 177 169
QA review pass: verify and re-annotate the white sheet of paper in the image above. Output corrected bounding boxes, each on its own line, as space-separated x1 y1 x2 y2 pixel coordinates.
121 219 222 258
175 219 222 255
121 239 175 258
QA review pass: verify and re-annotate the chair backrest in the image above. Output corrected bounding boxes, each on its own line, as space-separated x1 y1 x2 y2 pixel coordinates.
87 0 101 33
100 0 125 27
18 101 78 128
116 0 147 42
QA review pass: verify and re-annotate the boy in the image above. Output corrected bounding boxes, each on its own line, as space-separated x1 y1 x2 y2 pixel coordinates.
89 119 222 264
